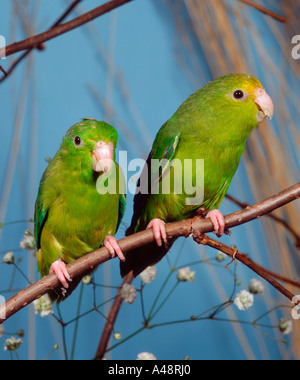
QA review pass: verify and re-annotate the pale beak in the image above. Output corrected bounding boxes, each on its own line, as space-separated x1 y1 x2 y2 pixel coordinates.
91 141 114 173
254 87 274 122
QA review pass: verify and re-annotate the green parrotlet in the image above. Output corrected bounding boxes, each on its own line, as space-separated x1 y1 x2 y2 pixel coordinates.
35 119 126 300
120 73 274 277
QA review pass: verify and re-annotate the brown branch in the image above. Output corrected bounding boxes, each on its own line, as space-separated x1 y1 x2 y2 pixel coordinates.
0 182 299 327
0 0 133 60
225 193 300 249
196 235 297 302
239 0 287 23
0 66 7 77
0 0 83 83
96 272 134 359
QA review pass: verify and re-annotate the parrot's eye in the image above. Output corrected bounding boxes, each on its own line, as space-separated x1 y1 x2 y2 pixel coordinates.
232 89 247 100
73 136 82 147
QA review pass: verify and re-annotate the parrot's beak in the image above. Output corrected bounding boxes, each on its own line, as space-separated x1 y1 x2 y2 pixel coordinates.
254 87 274 122
91 141 114 173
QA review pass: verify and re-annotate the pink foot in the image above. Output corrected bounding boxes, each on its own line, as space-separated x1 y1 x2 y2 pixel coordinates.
103 235 125 262
206 209 225 237
49 259 72 289
147 218 167 247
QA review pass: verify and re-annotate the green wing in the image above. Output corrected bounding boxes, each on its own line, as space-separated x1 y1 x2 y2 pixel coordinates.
127 122 181 234
34 172 49 250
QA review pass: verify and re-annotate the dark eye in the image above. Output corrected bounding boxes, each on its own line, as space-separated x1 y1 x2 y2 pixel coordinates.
74 135 82 146
233 89 246 100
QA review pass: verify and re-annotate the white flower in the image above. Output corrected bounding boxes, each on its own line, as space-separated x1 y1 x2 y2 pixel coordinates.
120 284 137 304
20 229 36 250
0 325 4 338
137 352 157 360
4 337 23 351
278 318 293 335
2 251 14 264
177 267 196 282
139 266 157 284
234 290 254 311
33 294 53 317
215 251 227 262
82 275 92 285
113 332 122 340
249 278 265 295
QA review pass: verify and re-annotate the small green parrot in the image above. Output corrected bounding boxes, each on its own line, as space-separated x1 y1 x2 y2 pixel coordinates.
35 119 126 300
120 73 274 277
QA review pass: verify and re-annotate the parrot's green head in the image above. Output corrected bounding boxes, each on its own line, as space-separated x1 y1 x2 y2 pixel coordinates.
185 73 274 142
58 118 118 177
219 73 273 122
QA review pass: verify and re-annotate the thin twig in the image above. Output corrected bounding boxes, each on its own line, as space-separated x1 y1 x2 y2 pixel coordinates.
95 272 134 359
195 234 296 302
226 193 300 248
239 0 287 23
0 0 133 60
0 0 83 83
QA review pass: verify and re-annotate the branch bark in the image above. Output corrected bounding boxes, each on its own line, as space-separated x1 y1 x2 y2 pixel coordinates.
225 193 300 248
0 0 133 59
0 182 299 325
239 0 287 23
0 0 83 84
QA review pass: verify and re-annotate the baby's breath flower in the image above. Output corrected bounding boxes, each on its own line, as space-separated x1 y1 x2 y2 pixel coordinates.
33 294 53 317
20 229 36 250
278 318 293 335
215 251 227 262
82 275 92 285
4 337 23 351
137 352 157 360
234 290 254 311
120 284 137 304
113 332 122 340
2 251 14 264
249 278 265 295
177 267 196 282
139 266 157 284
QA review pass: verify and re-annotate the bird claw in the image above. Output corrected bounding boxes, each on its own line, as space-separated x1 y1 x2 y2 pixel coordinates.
205 209 225 237
49 259 72 289
147 218 167 247
103 235 125 262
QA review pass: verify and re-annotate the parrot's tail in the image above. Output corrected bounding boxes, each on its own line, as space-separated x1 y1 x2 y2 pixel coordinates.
120 226 176 277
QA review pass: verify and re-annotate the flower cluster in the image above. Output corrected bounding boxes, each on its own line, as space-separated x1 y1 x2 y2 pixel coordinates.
2 251 14 264
278 318 293 335
33 294 53 317
20 229 36 250
234 290 254 311
4 337 23 351
139 266 157 284
120 284 137 304
177 267 196 282
137 352 157 360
